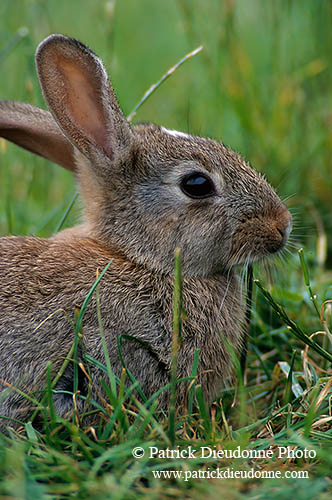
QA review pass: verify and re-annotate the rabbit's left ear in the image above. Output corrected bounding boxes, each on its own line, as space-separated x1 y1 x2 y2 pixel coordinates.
36 34 133 169
0 101 76 171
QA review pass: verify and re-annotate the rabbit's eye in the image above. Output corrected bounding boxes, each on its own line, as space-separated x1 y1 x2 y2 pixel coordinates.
180 173 215 199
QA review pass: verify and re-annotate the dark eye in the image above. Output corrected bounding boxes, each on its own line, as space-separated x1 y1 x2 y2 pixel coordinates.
180 173 216 199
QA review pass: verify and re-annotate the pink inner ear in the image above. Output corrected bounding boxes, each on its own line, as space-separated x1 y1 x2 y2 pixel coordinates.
57 56 112 157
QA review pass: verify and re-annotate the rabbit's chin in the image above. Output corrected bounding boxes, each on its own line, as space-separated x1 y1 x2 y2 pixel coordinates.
228 242 288 270
228 225 292 269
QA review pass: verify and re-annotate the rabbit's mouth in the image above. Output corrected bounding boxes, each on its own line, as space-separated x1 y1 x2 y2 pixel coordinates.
229 209 292 266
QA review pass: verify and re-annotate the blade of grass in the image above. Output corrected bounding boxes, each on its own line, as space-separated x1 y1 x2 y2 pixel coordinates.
45 363 56 432
73 260 113 393
0 27 28 62
54 191 78 234
127 46 203 121
240 263 254 377
254 279 332 363
116 334 148 402
169 248 183 446
99 379 129 433
101 380 142 440
283 350 296 405
96 284 117 397
195 384 211 437
250 343 271 379
188 348 200 417
304 385 321 438
298 248 320 317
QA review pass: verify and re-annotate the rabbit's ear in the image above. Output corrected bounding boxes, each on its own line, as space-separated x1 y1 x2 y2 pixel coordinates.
0 101 76 171
35 34 133 170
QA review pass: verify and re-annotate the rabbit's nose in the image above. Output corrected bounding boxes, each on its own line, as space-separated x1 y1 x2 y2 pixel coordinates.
275 211 292 246
277 218 292 239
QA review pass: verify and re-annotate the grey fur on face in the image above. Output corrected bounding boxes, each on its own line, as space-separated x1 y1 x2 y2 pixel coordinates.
0 34 292 431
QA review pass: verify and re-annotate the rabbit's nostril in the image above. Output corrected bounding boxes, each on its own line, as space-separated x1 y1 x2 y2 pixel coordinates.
277 227 284 238
264 212 292 254
276 214 292 241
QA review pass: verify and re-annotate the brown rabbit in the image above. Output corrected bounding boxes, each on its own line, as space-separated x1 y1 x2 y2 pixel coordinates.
0 34 292 431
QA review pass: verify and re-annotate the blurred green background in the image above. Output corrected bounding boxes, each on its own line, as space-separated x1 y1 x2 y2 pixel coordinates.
1 4 332 497
0 0 332 266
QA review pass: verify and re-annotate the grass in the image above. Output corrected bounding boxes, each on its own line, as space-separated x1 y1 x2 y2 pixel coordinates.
1 1 332 498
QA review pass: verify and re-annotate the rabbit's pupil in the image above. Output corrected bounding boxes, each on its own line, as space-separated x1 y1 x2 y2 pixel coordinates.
180 173 215 199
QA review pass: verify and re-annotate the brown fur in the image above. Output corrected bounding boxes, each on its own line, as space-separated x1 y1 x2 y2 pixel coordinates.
0 35 292 431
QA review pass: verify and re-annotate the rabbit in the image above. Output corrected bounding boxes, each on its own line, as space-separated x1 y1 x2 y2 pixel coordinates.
0 34 292 431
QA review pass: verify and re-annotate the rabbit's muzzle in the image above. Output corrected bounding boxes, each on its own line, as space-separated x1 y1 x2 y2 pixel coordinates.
231 205 292 264
263 206 292 254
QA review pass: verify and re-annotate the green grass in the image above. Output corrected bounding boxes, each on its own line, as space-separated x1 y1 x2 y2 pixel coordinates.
1 1 332 498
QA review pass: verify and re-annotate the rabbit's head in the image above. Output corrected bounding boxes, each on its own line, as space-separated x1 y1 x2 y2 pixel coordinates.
102 124 292 276
1 35 292 277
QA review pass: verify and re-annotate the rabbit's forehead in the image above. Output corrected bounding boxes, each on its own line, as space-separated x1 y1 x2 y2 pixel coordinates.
160 127 191 139
133 123 248 176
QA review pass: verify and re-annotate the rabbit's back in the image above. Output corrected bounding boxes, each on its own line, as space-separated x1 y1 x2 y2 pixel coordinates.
0 235 161 333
